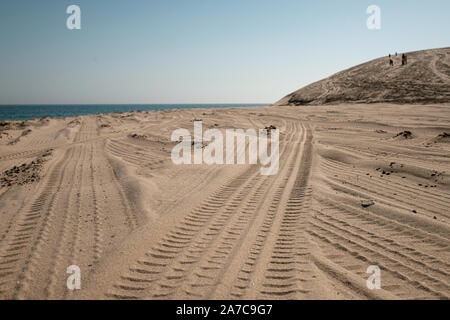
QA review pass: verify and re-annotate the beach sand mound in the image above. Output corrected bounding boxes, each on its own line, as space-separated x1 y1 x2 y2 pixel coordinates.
0 150 52 187
432 132 450 143
129 133 148 140
394 130 414 140
274 47 450 106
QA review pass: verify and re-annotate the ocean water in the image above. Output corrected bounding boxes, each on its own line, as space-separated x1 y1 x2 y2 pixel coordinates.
0 104 267 121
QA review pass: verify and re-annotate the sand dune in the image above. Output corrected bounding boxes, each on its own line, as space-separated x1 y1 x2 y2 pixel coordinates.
1 102 449 300
275 48 450 106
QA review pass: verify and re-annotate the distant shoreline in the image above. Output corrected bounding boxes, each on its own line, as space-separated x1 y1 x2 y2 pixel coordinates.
0 103 269 121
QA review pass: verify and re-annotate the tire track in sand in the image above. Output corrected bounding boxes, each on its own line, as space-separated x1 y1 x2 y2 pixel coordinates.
0 147 75 299
102 121 299 299
246 123 318 299
204 121 306 299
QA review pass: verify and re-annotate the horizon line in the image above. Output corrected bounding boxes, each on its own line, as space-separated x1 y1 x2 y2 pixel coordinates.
0 103 271 106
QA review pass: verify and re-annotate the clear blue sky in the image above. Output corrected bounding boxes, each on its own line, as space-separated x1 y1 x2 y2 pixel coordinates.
0 0 449 104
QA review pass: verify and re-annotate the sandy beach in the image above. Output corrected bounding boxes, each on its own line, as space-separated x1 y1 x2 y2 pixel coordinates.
1 46 450 300
1 101 450 300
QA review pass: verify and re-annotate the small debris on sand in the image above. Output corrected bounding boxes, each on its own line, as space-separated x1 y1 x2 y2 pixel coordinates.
394 131 413 139
263 125 277 136
191 140 208 149
432 132 450 143
361 200 376 208
129 133 148 140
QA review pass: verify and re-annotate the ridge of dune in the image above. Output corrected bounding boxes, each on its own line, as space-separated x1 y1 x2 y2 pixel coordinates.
274 47 450 106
